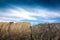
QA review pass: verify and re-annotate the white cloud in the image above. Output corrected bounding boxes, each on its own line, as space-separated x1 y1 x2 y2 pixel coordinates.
0 7 37 22
32 8 60 19
0 7 60 23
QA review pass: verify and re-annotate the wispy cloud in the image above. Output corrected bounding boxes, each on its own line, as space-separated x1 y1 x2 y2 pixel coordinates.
0 7 37 22
31 8 60 19
0 6 60 24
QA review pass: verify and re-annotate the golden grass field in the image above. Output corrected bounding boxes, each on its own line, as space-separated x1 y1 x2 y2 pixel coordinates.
0 22 31 40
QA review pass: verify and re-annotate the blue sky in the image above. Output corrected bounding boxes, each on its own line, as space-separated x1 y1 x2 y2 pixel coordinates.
0 0 60 25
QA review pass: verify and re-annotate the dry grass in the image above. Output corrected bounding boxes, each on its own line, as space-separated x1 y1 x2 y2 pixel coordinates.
0 22 31 40
0 22 60 40
32 23 60 40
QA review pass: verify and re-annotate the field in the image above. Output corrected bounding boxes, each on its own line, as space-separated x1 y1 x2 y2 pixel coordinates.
0 22 31 40
0 22 60 40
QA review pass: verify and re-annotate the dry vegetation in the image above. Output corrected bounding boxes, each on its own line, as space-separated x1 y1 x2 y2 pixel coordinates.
0 22 60 40
0 22 31 40
32 23 60 40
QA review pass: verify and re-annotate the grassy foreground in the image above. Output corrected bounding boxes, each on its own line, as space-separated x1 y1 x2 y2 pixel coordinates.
0 22 60 40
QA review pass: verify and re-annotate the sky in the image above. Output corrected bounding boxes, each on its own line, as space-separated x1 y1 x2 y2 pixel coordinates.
0 0 60 25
